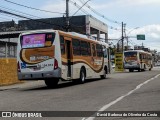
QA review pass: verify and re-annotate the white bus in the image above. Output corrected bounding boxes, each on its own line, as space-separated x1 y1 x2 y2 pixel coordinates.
17 29 110 87
124 50 153 72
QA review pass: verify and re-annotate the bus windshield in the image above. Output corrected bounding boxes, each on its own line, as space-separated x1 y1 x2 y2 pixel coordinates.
124 52 137 58
21 33 55 48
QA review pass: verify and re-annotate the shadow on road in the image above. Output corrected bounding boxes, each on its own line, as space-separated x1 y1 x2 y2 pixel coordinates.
22 77 111 91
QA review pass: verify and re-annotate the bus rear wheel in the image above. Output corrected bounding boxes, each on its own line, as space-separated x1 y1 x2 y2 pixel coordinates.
44 78 59 88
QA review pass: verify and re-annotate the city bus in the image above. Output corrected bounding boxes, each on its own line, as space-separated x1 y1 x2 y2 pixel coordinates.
124 50 153 72
17 29 110 87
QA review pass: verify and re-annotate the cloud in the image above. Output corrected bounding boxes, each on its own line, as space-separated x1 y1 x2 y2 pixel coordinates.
39 1 160 51
40 0 86 17
130 24 160 39
90 0 160 9
39 0 65 17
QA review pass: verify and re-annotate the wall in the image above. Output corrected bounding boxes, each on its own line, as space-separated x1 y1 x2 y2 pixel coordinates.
0 58 21 86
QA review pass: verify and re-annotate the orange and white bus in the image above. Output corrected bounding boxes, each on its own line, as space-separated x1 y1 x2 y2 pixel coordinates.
124 50 153 72
17 29 110 87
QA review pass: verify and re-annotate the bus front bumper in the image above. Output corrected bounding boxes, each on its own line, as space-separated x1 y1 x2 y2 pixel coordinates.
124 65 140 69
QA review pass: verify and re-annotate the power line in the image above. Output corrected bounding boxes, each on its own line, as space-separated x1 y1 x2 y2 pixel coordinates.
3 0 65 14
0 1 121 34
78 0 121 24
0 8 86 34
0 6 88 34
70 0 120 31
108 25 121 31
69 0 89 15
0 5 42 20
71 0 90 17
0 13 21 20
0 9 64 29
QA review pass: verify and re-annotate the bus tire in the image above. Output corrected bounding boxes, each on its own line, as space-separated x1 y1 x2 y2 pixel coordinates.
129 69 133 72
79 68 86 84
101 67 107 79
44 78 59 88
143 65 146 71
100 73 106 79
149 65 152 71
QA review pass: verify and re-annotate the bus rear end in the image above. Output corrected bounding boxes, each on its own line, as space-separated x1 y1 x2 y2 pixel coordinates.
17 30 61 87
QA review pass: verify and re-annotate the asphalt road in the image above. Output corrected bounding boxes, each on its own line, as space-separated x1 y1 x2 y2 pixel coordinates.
0 67 160 120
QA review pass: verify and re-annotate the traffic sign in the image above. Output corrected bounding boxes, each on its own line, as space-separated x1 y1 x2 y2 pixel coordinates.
137 34 145 40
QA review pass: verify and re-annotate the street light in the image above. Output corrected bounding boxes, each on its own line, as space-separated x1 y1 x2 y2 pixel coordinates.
125 27 140 50
127 27 139 35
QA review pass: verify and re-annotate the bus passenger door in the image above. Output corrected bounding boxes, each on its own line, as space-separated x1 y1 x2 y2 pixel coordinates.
107 48 111 73
65 39 72 78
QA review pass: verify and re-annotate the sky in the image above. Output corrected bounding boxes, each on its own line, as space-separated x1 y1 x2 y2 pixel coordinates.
0 0 160 52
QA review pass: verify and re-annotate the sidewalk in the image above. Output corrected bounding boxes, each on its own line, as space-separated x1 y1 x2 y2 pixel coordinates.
0 80 45 91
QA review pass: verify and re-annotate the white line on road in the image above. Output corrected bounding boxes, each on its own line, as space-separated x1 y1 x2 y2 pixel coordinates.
83 74 160 120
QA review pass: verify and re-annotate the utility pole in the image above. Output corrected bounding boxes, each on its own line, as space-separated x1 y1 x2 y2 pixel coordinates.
66 0 69 32
121 22 124 53
124 23 126 50
142 42 144 49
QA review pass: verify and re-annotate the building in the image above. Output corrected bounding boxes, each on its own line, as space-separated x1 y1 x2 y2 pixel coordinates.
0 15 108 58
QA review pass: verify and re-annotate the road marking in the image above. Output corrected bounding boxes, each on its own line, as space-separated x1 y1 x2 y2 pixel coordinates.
83 74 160 120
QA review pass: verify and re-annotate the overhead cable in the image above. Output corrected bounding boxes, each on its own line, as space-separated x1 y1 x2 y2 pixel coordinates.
0 9 64 29
0 5 42 19
3 0 65 14
78 0 121 24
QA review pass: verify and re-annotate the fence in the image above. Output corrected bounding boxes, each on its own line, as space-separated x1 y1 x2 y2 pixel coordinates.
0 40 17 58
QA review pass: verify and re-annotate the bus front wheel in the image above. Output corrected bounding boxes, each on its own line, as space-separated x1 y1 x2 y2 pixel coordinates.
101 67 107 79
44 78 59 88
79 68 86 84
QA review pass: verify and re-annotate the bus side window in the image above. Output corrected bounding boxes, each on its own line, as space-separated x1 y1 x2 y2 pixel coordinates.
96 44 103 57
103 46 107 58
92 44 96 56
81 41 88 56
139 54 142 60
141 54 144 59
88 42 91 56
72 39 81 55
60 35 65 54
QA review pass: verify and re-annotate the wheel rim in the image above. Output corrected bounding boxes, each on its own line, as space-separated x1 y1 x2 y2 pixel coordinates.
81 72 85 82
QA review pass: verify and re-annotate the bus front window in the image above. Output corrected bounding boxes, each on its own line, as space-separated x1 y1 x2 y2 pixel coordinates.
124 52 137 58
124 52 138 62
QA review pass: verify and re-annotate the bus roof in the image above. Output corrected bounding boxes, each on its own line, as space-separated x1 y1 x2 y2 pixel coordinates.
58 30 109 47
19 29 109 47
